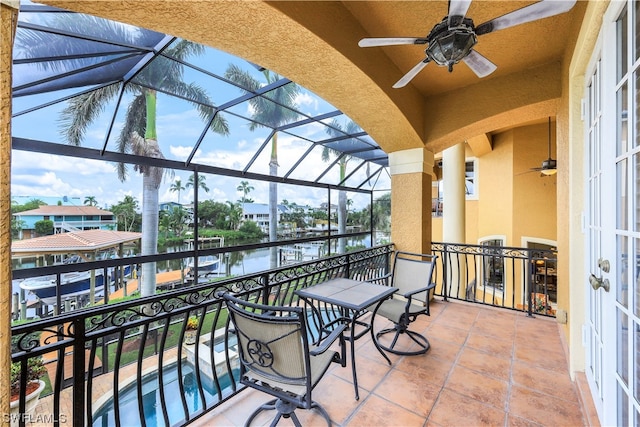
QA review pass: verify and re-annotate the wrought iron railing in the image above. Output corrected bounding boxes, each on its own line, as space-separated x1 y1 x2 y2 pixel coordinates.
9 241 557 426
431 242 558 317
10 244 393 427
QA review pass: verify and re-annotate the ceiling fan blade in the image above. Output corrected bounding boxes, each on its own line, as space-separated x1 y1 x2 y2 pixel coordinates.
462 50 497 78
516 169 539 176
358 37 426 48
476 0 577 35
393 59 430 88
448 0 472 26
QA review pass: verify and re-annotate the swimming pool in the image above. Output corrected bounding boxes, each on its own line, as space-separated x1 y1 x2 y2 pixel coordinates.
92 361 239 427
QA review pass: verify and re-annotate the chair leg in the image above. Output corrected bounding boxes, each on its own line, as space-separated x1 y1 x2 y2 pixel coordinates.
375 325 431 356
244 398 332 427
245 398 279 427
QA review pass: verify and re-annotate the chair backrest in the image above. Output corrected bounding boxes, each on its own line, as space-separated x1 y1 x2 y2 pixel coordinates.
223 293 311 389
391 251 437 303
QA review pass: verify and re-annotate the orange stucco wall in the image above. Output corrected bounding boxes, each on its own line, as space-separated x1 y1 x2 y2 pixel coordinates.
432 121 557 248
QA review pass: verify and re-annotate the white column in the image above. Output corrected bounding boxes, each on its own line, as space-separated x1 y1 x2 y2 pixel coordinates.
442 142 466 243
442 142 467 298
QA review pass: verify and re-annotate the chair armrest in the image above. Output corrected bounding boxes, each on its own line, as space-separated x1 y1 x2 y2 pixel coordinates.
365 272 392 285
310 323 346 356
403 281 436 299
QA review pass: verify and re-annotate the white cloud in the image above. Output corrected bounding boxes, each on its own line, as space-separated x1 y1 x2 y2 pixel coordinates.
295 92 318 111
169 145 197 161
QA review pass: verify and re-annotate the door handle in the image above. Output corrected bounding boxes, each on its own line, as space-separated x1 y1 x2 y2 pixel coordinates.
598 258 610 273
589 274 610 292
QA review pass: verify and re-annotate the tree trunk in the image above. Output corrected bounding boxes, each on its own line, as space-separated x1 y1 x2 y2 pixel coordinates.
338 190 347 253
269 166 278 269
140 173 159 297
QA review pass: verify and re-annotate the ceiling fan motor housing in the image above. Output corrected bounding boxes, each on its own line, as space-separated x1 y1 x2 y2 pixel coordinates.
542 158 557 169
426 17 477 71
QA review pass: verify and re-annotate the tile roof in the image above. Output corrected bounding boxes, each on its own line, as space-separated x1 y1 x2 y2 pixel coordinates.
15 206 114 216
11 230 141 256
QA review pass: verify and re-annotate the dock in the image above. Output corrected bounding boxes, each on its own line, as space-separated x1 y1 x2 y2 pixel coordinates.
107 270 185 300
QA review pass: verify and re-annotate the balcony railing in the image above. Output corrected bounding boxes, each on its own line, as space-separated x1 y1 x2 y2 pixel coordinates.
10 244 393 427
9 241 556 426
431 241 557 317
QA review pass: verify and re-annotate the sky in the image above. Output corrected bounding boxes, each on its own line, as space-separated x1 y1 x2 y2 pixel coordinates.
11 17 390 213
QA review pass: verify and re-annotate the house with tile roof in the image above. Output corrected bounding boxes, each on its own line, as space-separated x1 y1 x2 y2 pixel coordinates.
14 205 117 239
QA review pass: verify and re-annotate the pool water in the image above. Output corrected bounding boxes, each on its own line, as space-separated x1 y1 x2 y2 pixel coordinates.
92 361 239 427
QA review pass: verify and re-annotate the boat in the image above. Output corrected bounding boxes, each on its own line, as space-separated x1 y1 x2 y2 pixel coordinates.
20 269 107 306
19 254 132 305
186 255 220 277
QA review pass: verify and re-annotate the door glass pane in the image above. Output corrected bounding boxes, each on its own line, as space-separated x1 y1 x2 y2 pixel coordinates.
617 310 629 385
636 239 640 317
618 159 628 229
618 235 629 307
618 5 628 82
635 323 640 402
618 83 628 155
618 382 629 426
636 1 640 61
635 71 640 147
635 155 640 231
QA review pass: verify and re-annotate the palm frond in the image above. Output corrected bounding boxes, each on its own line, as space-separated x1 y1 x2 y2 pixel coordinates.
16 14 143 73
164 39 205 63
58 83 121 146
114 92 146 181
169 80 230 136
224 64 262 93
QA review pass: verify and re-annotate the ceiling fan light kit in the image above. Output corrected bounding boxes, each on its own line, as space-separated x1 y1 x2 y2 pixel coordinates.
540 159 557 175
358 0 577 88
426 18 477 72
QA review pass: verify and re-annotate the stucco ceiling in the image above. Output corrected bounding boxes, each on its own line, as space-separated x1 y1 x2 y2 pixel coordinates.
37 0 586 156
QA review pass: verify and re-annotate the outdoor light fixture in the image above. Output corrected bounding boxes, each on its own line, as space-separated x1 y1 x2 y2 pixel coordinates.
540 159 558 175
426 19 477 72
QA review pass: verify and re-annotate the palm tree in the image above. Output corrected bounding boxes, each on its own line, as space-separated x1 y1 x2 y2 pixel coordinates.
225 64 300 268
17 14 229 297
236 180 254 215
226 201 242 230
186 173 209 198
169 178 185 204
323 119 361 253
84 196 98 207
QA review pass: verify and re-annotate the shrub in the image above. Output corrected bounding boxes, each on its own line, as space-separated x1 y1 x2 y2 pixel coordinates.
10 358 46 396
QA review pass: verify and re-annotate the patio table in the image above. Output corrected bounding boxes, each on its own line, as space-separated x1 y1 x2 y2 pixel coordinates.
295 277 397 400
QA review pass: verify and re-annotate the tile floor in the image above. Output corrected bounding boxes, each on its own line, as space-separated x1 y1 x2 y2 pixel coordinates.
192 298 592 427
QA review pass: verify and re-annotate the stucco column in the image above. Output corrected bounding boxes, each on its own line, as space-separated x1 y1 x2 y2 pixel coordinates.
1 0 18 417
389 148 434 254
442 142 466 242
442 142 467 298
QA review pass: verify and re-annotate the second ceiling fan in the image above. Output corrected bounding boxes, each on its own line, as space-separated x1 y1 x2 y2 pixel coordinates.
358 0 577 88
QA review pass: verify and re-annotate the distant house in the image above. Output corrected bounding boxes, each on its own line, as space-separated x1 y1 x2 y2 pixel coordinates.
14 205 117 239
241 203 288 233
159 202 194 225
158 202 182 212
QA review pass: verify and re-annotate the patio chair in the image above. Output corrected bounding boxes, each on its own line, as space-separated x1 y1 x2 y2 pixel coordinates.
221 293 346 427
370 251 437 355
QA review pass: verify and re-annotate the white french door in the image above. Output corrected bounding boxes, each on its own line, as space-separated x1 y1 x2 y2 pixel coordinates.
586 2 640 425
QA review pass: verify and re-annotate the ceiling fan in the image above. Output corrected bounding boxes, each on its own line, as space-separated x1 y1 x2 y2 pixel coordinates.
358 0 577 88
528 117 557 176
